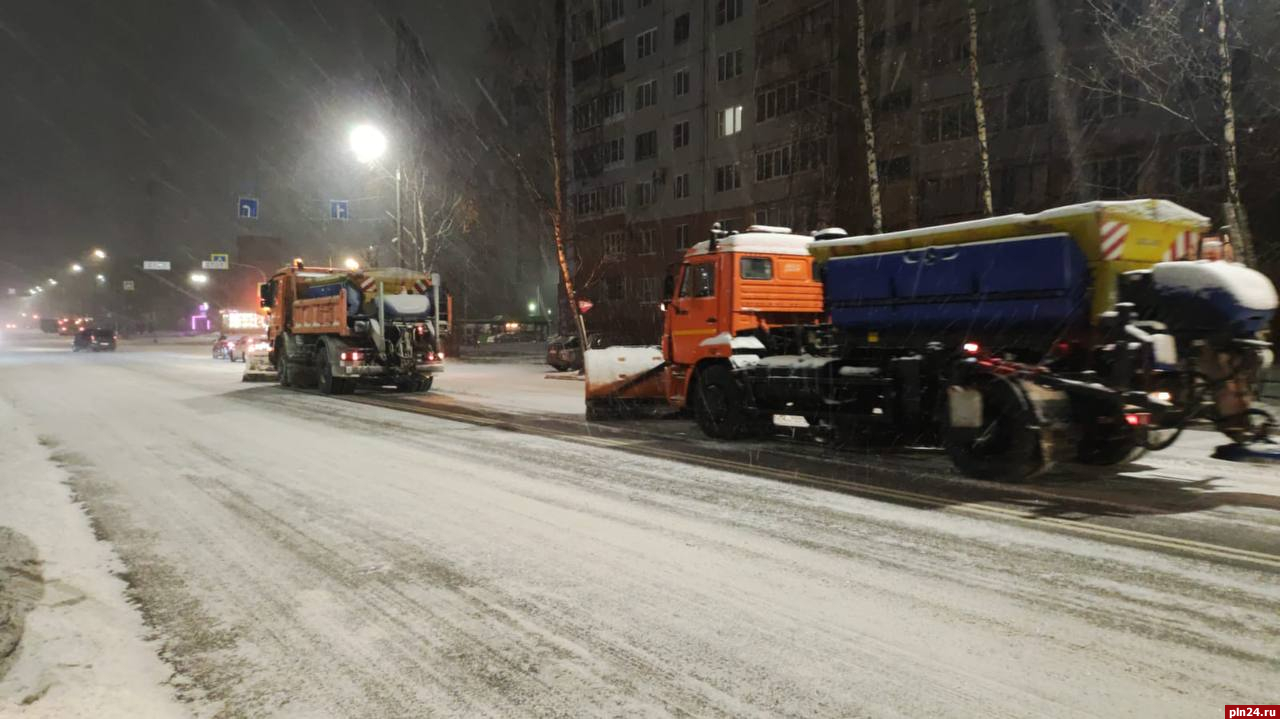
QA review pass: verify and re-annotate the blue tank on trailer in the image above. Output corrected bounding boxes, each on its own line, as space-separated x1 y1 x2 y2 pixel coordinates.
821 233 1092 350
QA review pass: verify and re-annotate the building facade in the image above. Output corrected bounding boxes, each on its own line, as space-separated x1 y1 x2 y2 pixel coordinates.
564 0 1280 343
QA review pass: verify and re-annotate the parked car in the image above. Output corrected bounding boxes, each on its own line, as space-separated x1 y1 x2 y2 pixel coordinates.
73 327 117 352
229 335 269 363
212 334 234 359
546 333 603 372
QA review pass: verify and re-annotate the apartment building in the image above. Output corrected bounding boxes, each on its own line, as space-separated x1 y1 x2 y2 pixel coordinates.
564 0 1278 342
564 0 842 341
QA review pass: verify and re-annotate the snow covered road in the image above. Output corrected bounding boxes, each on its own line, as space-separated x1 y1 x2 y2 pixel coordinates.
0 334 1277 717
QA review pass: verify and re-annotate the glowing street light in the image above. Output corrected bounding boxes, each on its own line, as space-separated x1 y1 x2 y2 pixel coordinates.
70 263 84 274
527 301 538 314
189 272 209 285
95 274 106 284
349 124 388 164
343 257 360 271
349 123 404 268
91 248 107 260
47 278 57 286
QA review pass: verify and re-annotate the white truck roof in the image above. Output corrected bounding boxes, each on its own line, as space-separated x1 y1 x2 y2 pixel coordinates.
687 231 814 257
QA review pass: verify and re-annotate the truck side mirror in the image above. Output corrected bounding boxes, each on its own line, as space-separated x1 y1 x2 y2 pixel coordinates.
259 283 274 309
663 274 675 298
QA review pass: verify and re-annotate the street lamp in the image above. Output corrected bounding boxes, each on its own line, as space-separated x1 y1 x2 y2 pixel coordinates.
47 279 57 286
343 257 360 271
95 274 106 284
189 272 209 285
349 122 402 268
91 248 106 260
349 124 388 164
70 263 83 274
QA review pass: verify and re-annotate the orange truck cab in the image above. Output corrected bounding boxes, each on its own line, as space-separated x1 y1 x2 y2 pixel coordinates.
585 226 826 412
663 227 826 406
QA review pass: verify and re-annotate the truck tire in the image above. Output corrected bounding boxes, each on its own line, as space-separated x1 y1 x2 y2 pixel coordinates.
316 352 356 395
397 375 433 393
278 357 293 387
943 376 1047 482
693 365 756 440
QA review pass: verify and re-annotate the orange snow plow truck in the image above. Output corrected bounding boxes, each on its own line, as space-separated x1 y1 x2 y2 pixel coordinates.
261 261 451 395
585 201 1278 481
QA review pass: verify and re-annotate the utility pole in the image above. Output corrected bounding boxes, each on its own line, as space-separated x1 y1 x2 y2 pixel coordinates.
395 164 405 268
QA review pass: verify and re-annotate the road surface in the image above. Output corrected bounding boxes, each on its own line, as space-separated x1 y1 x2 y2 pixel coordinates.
0 332 1276 718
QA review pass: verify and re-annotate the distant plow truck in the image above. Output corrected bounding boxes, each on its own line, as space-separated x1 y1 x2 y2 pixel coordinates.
585 200 1279 481
260 262 450 395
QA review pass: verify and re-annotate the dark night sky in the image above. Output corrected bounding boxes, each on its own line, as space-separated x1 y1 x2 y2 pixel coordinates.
0 0 494 290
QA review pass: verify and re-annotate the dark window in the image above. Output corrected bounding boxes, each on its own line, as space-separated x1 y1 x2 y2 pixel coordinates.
716 0 744 26
672 120 690 149
634 130 658 160
572 53 597 85
878 156 911 183
604 276 625 301
740 257 773 280
600 40 626 77
674 13 690 44
673 68 690 97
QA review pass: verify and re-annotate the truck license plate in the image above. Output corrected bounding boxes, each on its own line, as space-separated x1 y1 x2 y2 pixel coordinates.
773 414 810 429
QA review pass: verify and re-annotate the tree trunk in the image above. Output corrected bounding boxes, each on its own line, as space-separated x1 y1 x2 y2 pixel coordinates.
855 0 883 234
544 72 589 349
967 0 994 216
1215 0 1254 266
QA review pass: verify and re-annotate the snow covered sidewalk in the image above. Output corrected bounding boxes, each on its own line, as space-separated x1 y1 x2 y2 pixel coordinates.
0 398 196 718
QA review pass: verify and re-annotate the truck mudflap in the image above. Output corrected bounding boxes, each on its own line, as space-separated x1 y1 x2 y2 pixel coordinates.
943 376 1074 482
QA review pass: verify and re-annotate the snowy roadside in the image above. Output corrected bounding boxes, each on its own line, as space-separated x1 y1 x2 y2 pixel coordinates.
0 398 199 718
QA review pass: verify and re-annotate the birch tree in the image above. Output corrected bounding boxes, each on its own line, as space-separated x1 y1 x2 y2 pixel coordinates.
966 0 994 216
1078 0 1263 265
854 0 883 233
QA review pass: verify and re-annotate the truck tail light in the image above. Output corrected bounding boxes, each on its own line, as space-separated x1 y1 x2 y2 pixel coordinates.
1124 412 1151 427
340 351 364 363
962 342 980 355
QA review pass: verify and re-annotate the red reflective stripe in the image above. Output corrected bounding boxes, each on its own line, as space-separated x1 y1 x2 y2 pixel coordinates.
1100 221 1129 260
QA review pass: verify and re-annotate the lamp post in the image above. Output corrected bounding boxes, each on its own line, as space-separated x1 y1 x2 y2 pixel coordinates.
349 123 403 268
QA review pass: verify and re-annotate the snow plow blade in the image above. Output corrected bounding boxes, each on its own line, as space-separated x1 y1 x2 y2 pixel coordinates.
242 349 278 382
584 346 667 419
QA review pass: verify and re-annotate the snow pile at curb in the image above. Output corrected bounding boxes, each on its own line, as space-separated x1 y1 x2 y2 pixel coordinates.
0 399 198 718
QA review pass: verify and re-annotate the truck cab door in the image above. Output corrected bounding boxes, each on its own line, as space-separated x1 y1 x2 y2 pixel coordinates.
669 257 721 366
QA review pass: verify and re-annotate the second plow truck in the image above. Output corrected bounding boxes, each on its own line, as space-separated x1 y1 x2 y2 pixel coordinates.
585 200 1278 481
261 262 449 395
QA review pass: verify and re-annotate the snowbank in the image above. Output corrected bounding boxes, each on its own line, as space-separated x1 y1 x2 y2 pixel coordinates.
0 399 196 718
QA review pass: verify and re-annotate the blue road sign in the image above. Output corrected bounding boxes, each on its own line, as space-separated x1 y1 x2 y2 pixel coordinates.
238 197 259 219
330 200 350 221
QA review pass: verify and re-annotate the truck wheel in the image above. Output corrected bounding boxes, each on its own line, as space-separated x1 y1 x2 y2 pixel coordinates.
317 353 339 395
278 357 292 387
397 375 432 393
943 377 1047 482
693 365 755 440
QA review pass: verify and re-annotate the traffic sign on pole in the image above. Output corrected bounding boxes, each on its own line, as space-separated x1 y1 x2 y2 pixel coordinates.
204 253 230 270
238 197 259 219
330 200 349 220
122 280 135 292
143 261 171 271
